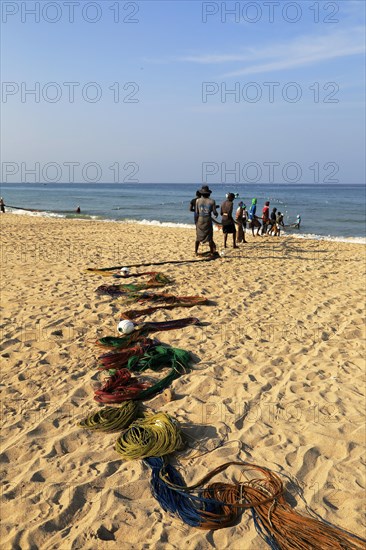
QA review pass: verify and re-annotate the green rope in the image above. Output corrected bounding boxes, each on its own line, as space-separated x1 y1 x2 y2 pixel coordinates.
127 345 191 374
104 346 192 400
129 345 191 400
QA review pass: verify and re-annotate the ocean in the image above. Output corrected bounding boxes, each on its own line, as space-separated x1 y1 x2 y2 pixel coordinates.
0 183 365 243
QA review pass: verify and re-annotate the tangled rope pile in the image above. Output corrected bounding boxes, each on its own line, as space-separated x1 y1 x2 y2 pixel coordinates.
115 412 184 460
98 338 156 371
120 292 208 320
97 317 201 349
79 402 141 432
94 368 151 403
96 273 173 297
127 345 191 375
79 267 366 549
122 293 208 320
145 459 366 549
94 344 193 402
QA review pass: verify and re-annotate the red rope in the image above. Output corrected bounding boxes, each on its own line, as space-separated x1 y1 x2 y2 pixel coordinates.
94 369 151 403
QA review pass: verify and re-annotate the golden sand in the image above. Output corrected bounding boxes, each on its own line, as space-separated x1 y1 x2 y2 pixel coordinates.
1 214 365 549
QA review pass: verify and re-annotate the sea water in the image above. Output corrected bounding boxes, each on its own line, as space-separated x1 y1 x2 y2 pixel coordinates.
1 183 365 242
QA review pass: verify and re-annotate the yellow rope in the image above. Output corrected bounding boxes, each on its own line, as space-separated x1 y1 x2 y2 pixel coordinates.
115 412 183 460
79 402 140 433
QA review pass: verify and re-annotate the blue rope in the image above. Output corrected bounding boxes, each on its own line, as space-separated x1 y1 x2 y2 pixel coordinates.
250 508 281 550
144 458 203 527
144 458 240 529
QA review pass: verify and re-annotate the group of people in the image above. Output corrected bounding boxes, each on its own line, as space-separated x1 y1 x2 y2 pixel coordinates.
247 198 286 237
190 187 299 254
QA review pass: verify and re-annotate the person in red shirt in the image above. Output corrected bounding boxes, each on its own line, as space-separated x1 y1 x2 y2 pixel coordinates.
262 201 270 235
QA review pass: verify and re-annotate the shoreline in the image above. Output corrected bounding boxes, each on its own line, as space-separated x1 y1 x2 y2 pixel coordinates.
4 211 366 244
1 213 365 548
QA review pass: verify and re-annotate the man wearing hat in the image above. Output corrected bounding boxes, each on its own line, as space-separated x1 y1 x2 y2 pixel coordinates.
195 185 218 255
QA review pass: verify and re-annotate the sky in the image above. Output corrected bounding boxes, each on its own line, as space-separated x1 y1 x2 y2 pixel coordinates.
1 0 365 184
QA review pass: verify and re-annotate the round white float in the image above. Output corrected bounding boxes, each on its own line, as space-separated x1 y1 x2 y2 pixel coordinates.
117 320 135 334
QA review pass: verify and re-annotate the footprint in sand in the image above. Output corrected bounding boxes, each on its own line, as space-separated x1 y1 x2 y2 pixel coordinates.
289 382 313 393
259 365 282 379
297 447 321 480
30 471 45 482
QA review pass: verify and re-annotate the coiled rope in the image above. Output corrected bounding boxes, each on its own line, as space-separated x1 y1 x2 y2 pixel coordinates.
79 401 141 432
115 412 183 460
81 269 366 548
147 459 366 548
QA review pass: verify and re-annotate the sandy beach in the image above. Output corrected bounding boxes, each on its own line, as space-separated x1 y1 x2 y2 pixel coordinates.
0 213 365 549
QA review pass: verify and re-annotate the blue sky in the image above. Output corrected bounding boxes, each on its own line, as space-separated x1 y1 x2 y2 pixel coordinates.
1 0 365 183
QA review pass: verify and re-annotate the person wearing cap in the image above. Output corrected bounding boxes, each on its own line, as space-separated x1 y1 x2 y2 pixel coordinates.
235 201 247 243
195 185 218 255
189 190 201 224
220 192 238 249
248 198 261 236
0 197 5 213
261 200 270 235
294 214 301 229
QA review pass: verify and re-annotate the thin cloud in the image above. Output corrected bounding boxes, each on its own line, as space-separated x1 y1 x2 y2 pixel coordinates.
174 27 365 77
223 46 364 77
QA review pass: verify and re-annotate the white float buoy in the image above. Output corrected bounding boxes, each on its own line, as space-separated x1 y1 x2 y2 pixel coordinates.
117 320 135 335
120 267 130 276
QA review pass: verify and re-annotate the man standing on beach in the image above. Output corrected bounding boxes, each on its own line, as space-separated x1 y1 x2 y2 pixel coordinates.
220 193 238 248
236 201 247 243
0 198 5 213
262 201 270 235
276 211 285 236
189 190 201 224
248 198 261 236
268 207 277 234
195 185 218 255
